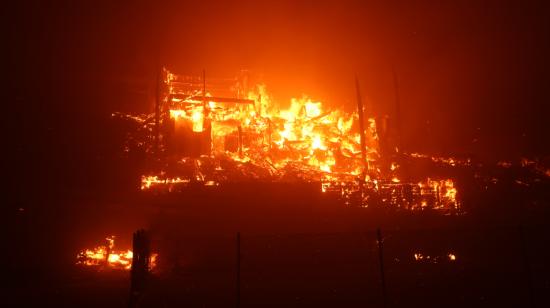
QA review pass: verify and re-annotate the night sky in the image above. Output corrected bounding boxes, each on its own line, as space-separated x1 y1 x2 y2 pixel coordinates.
6 0 550 196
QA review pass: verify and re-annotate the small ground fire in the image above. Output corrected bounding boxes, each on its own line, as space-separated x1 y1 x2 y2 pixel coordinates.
76 236 157 271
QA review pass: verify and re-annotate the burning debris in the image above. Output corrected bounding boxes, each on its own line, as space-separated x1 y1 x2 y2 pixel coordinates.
76 236 157 271
413 252 457 263
113 68 462 211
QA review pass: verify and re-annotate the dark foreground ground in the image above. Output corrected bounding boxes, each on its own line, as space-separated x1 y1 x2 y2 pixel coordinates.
5 183 550 307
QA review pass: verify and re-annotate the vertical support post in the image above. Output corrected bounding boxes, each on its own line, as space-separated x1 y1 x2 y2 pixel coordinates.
355 76 369 205
267 119 272 152
154 67 161 157
236 232 241 308
105 237 112 266
436 183 441 206
392 66 403 155
238 126 243 158
202 69 212 155
355 76 369 175
376 228 387 308
202 69 210 117
519 225 534 307
202 69 206 107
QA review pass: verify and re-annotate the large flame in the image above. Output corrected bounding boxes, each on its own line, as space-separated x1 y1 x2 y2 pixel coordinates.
167 87 377 176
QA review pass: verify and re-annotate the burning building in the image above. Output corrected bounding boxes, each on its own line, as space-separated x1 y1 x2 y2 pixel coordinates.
113 68 460 212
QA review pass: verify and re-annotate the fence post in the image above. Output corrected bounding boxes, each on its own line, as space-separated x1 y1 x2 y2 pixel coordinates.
377 228 388 308
129 229 151 307
236 232 241 308
519 225 534 307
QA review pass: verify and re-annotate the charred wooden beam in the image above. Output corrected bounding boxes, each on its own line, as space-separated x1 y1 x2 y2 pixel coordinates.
238 126 243 158
170 94 255 105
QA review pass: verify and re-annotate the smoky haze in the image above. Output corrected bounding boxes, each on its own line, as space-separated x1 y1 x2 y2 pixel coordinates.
7 0 550 171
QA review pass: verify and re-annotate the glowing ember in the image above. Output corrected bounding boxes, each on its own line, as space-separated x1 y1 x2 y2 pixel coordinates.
141 175 190 190
409 153 471 167
414 253 426 261
413 252 457 263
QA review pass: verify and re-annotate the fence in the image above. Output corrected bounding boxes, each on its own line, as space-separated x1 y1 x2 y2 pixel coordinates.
134 225 549 307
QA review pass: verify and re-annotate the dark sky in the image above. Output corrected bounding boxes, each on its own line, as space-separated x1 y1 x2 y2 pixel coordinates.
6 0 550 171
